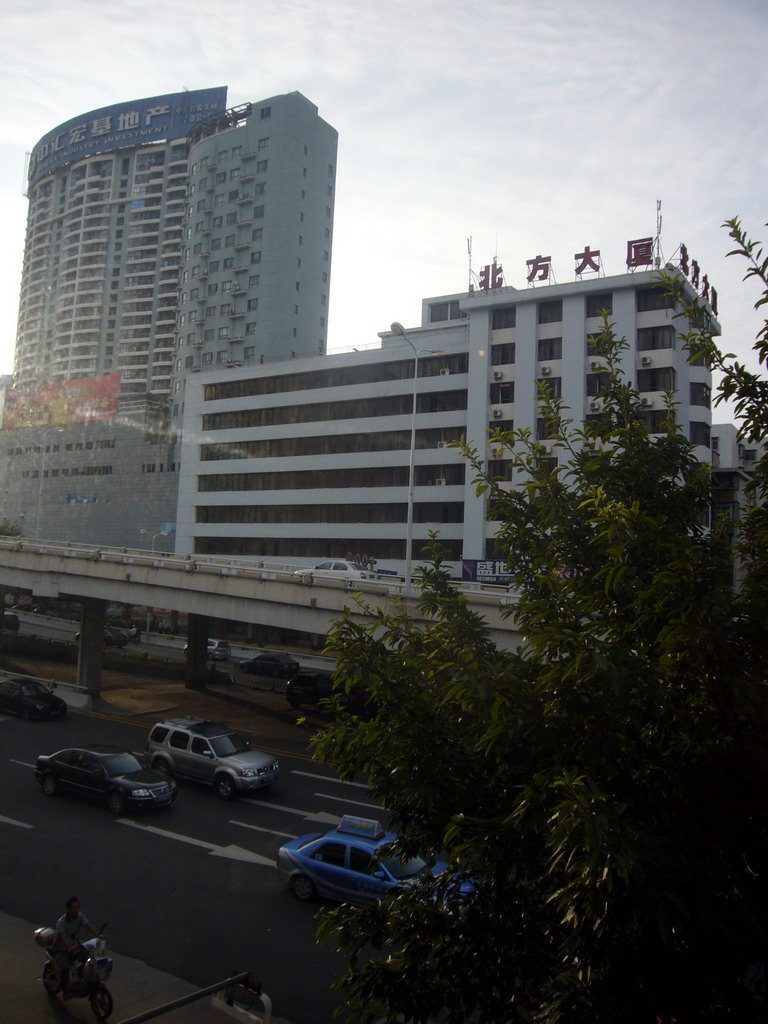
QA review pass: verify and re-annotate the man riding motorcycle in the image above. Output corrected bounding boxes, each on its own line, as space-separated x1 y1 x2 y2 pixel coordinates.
54 896 102 995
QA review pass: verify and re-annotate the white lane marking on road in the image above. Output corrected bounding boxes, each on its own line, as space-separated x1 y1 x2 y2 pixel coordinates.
0 814 33 829
116 819 274 866
241 800 340 825
292 770 368 788
230 820 296 839
315 792 383 812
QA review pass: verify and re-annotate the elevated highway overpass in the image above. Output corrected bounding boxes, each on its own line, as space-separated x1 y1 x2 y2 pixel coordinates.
0 538 521 698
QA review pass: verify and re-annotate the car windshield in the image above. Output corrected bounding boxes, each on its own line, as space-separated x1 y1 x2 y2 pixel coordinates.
20 681 50 697
102 752 143 775
209 731 250 756
380 853 431 881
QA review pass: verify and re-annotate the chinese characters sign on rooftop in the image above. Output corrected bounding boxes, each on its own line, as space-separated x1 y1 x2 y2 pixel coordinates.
3 375 121 429
28 88 228 186
477 237 717 314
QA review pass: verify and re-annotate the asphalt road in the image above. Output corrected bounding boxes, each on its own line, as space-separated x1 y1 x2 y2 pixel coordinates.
0 671 380 1023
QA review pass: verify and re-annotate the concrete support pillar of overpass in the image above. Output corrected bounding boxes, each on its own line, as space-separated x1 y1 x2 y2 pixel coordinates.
185 613 211 690
77 596 106 701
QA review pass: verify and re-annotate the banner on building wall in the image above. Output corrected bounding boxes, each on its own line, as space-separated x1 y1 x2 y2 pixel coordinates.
28 87 228 186
462 559 515 585
3 374 121 428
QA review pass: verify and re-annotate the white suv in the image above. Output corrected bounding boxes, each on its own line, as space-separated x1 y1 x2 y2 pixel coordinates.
145 717 279 799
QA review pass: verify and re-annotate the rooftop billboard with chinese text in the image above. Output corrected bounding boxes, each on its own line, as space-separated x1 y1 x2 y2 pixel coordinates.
28 87 228 186
3 375 121 428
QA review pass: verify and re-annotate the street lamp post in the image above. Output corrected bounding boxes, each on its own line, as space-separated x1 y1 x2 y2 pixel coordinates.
35 427 64 539
140 529 169 635
140 528 169 553
390 322 443 596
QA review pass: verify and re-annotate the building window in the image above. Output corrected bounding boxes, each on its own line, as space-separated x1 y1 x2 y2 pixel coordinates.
217 350 228 363
538 300 562 324
586 292 613 317
218 327 231 339
260 106 271 119
428 300 465 323
491 343 515 365
251 251 262 264
491 306 516 330
586 372 611 396
256 160 268 173
636 287 674 312
637 325 675 350
247 299 259 310
690 421 711 447
637 367 676 391
490 382 514 404
258 137 269 150
690 382 711 407
538 337 562 361
536 376 562 398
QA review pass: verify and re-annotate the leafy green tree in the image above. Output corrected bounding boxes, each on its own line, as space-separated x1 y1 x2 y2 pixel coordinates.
313 227 768 1023
0 518 21 537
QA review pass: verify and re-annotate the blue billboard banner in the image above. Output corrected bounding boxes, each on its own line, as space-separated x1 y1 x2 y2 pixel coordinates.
28 87 228 186
462 559 515 585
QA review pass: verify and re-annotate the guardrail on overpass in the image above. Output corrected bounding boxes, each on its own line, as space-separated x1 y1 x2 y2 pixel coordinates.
0 538 522 650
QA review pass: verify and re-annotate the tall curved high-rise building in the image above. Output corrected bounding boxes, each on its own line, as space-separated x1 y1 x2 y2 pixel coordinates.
14 89 338 419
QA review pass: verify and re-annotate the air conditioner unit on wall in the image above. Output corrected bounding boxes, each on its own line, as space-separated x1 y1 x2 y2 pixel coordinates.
437 441 448 449
590 401 600 411
641 356 652 366
493 370 504 380
439 367 451 376
640 397 651 407
435 478 447 486
540 365 551 376
590 361 601 371
492 409 503 418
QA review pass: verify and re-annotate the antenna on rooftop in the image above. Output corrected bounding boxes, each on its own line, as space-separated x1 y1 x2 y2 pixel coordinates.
467 236 474 294
654 199 664 268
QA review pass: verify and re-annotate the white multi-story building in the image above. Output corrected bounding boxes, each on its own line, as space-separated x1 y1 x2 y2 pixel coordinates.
176 266 719 577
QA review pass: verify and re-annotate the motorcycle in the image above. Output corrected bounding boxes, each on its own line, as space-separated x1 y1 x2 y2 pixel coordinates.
34 922 114 1020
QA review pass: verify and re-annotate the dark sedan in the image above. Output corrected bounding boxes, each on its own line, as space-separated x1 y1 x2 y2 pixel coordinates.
238 653 300 686
0 678 67 720
34 744 177 814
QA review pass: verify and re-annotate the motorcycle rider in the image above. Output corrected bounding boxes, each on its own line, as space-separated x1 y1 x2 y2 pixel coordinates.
54 896 101 994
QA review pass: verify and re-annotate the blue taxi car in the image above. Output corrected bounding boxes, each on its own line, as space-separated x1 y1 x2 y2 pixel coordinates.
276 815 446 904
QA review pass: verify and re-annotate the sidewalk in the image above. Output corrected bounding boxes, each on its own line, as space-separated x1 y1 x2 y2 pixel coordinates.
1 909 285 1024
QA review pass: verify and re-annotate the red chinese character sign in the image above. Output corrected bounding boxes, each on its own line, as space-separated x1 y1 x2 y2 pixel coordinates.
675 243 718 316
526 255 553 284
626 237 654 269
574 246 601 277
478 261 504 291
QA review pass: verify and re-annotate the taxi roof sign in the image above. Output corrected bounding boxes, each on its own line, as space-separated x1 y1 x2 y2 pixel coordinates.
338 815 386 840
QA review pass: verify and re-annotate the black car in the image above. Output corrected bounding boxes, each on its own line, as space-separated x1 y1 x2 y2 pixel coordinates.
285 670 335 710
0 678 67 720
2 612 20 633
34 744 177 814
285 671 376 718
239 653 300 686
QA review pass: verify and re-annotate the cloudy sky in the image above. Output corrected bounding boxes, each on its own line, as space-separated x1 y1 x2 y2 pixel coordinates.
1 0 766 414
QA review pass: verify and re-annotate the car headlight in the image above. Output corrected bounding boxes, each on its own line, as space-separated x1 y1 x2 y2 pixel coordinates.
238 768 256 778
132 788 151 797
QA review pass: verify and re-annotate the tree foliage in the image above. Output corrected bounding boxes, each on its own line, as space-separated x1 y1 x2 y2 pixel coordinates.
312 220 768 1023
